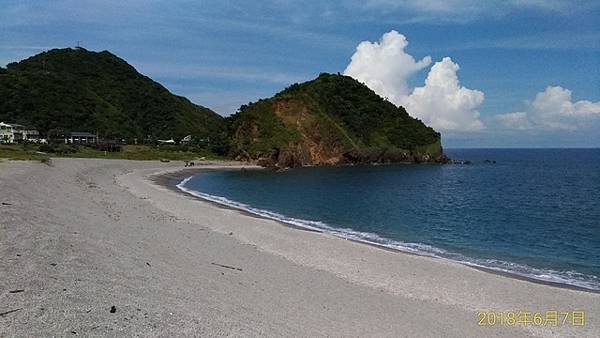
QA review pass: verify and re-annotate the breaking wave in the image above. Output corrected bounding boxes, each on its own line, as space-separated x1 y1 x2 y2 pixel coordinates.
177 176 600 291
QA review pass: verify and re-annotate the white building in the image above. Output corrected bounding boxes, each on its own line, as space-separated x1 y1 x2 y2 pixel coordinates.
0 122 12 143
67 132 97 144
0 122 40 143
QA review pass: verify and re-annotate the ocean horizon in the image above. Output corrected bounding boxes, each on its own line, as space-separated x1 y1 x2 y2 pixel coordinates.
177 148 600 291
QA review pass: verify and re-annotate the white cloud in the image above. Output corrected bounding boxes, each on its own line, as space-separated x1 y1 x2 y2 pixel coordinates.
495 86 600 130
510 0 570 11
403 57 485 131
494 112 532 130
343 31 431 103
133 62 307 85
457 32 600 51
365 0 481 15
363 0 597 20
344 31 485 131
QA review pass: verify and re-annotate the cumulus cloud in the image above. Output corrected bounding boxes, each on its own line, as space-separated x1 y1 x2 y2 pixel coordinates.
343 31 431 103
344 31 485 131
403 57 485 131
495 86 600 130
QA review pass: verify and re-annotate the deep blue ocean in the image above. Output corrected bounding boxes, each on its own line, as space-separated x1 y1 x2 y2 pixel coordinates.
178 149 600 290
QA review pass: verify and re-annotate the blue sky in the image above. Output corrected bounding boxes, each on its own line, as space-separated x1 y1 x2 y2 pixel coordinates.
1 0 599 147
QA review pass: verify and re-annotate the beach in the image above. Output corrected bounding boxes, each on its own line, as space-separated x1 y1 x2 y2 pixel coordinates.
1 158 598 337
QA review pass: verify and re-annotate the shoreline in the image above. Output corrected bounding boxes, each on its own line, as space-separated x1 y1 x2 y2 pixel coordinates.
158 168 600 294
3 158 598 336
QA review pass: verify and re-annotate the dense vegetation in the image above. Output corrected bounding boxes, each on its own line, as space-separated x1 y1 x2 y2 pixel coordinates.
229 73 444 167
0 48 227 153
280 73 440 148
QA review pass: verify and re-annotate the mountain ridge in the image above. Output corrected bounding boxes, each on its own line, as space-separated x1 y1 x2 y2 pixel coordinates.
0 48 227 152
1 49 446 166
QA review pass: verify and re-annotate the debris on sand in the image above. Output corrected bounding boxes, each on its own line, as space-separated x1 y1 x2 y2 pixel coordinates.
211 262 243 271
0 308 22 317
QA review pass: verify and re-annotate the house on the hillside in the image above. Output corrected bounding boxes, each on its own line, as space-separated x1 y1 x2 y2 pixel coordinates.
67 132 97 144
0 122 40 143
23 125 40 141
0 122 13 143
181 135 192 144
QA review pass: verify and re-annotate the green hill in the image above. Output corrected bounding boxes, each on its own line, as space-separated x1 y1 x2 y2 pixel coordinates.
0 48 226 152
1 50 447 166
229 73 446 167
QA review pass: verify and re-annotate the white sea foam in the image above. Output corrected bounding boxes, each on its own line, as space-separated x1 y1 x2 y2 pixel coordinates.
176 176 600 291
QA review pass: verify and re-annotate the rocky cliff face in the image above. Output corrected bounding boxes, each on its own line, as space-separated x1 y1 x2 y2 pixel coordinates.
230 73 448 168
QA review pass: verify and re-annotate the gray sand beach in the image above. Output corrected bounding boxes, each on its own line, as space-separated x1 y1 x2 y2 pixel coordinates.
1 158 598 337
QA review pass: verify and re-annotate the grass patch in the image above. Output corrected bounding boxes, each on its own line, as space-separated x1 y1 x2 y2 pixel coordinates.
61 145 222 161
0 144 50 161
1 143 225 162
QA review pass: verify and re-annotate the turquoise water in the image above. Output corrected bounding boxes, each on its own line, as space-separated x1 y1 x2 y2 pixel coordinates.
178 149 600 290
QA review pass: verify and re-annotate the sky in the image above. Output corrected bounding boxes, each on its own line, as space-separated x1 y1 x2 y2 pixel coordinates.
1 0 599 147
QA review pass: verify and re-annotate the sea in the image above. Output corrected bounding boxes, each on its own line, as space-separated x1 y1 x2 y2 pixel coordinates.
177 149 600 291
